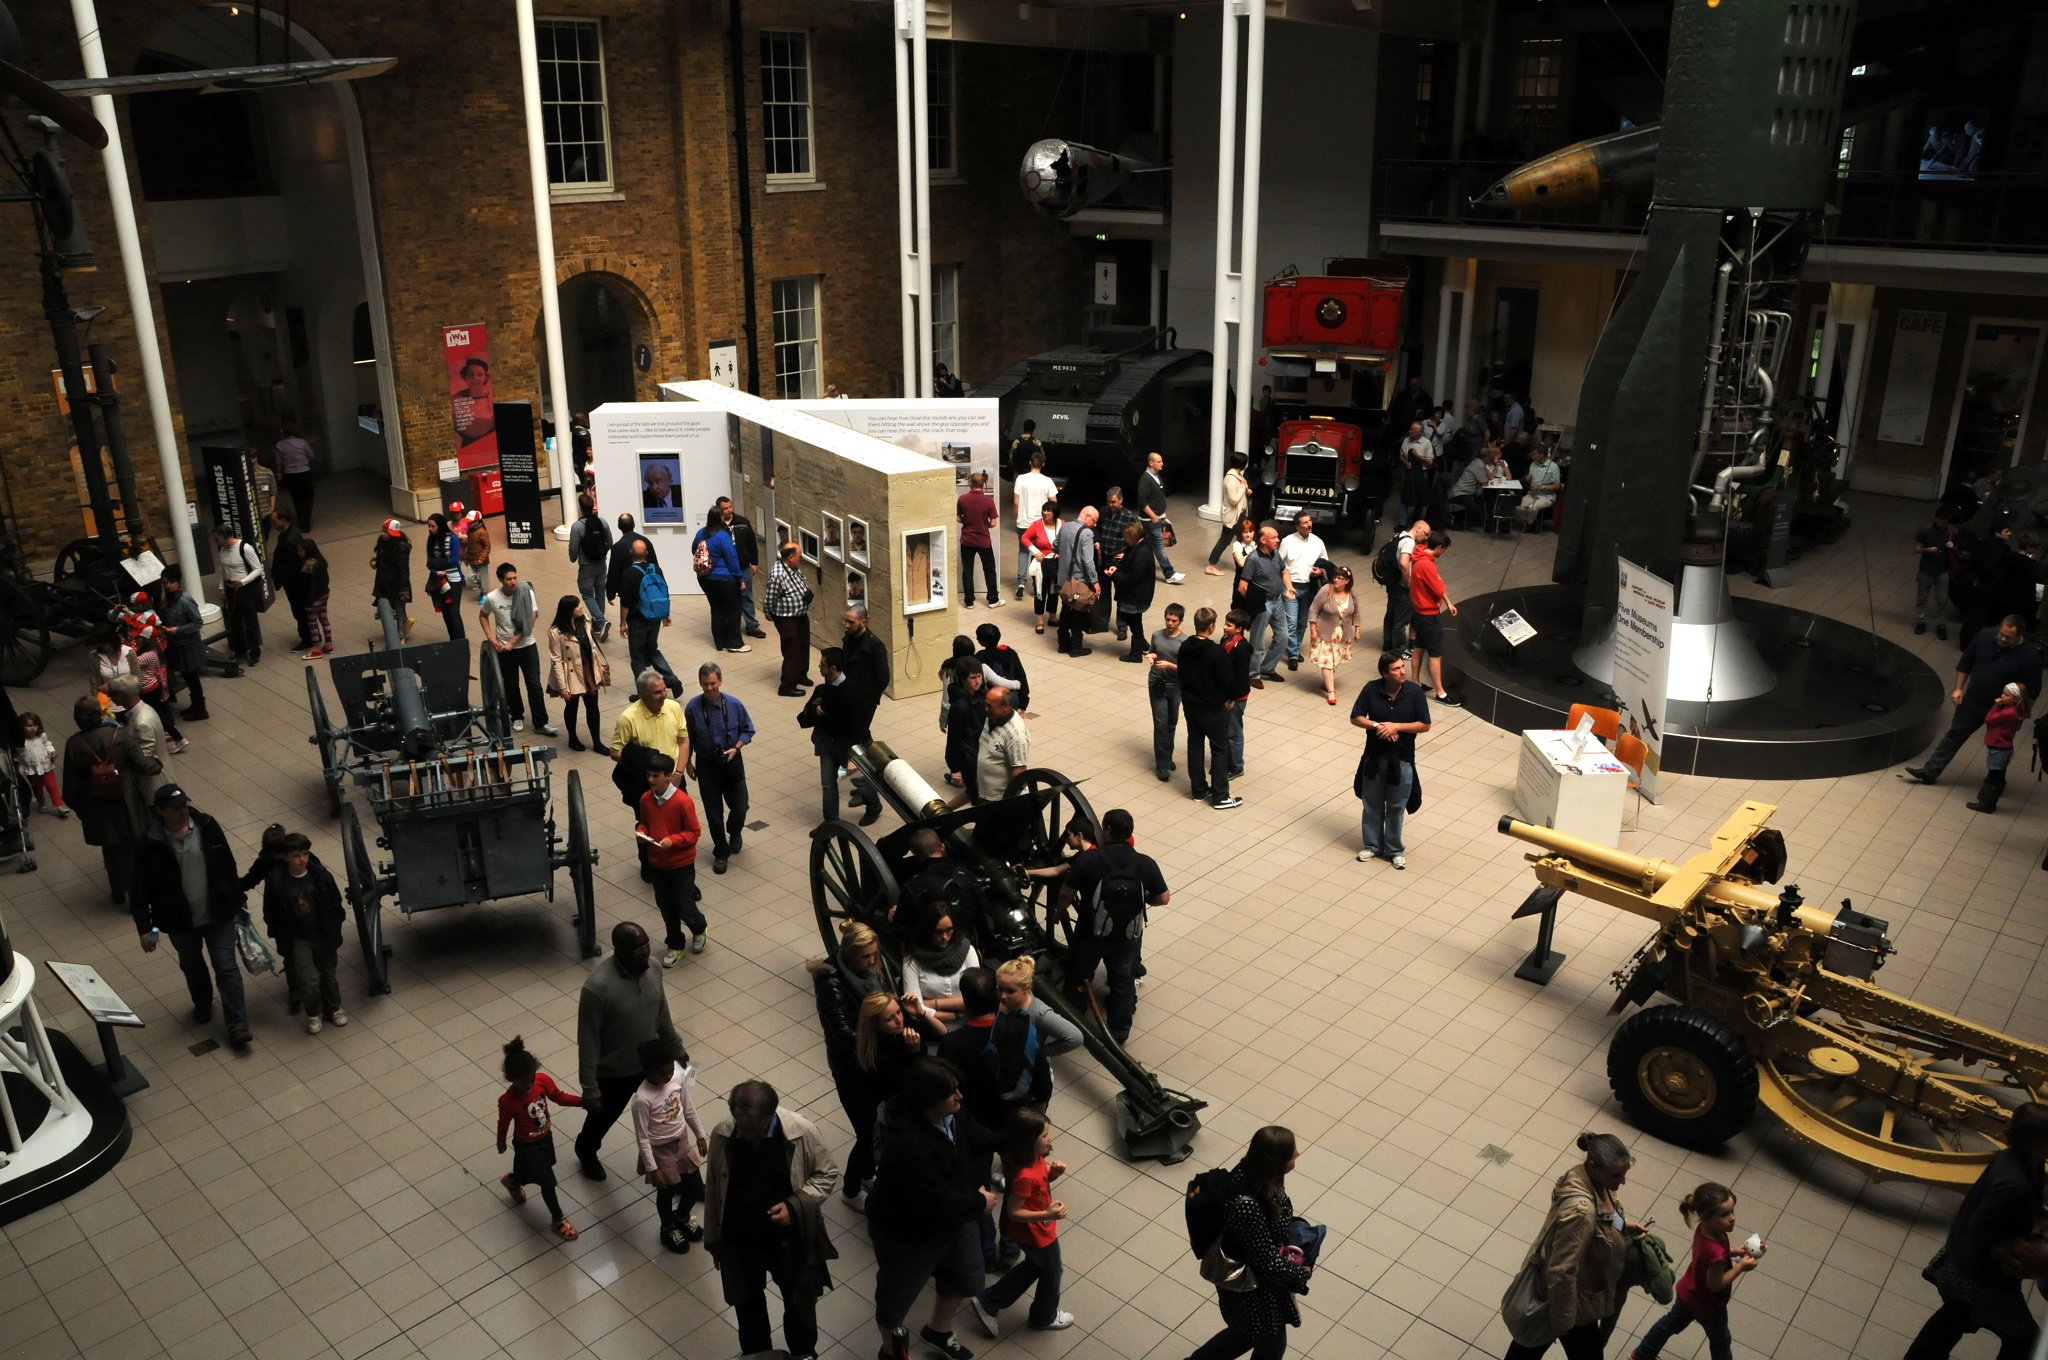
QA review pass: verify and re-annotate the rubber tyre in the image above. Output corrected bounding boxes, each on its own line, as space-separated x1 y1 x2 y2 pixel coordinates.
1607 1004 1758 1150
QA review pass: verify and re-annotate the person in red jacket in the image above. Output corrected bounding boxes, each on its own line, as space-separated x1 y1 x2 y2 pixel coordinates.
637 753 708 964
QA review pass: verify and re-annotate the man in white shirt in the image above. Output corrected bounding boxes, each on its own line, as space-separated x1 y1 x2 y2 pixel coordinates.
1011 449 1059 601
1396 422 1436 532
1517 445 1563 528
1422 407 1449 457
481 563 558 737
1275 511 1328 670
212 523 266 665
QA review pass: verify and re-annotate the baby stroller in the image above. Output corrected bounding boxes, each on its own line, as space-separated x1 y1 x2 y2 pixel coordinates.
0 747 35 874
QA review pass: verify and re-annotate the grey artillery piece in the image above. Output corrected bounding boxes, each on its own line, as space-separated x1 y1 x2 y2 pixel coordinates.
305 601 601 994
808 741 1205 1163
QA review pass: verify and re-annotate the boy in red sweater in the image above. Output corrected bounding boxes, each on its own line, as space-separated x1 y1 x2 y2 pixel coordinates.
637 753 708 964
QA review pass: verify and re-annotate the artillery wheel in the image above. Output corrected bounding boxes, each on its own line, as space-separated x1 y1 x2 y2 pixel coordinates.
340 805 391 995
1006 769 1102 949
1608 1005 1758 1150
809 820 902 989
477 642 511 740
306 665 342 819
1756 1014 2048 1188
566 771 600 958
0 574 51 685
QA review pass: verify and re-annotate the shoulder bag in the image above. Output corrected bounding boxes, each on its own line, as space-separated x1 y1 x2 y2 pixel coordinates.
1500 1192 1591 1347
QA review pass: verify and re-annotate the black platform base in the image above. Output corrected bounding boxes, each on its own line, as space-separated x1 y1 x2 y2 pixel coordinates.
0 1029 133 1227
1447 586 1947 780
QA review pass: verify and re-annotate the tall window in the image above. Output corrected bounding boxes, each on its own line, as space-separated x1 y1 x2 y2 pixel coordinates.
761 30 814 181
930 265 960 377
537 18 612 190
1413 42 1436 152
927 41 957 174
1508 37 1565 153
772 278 821 398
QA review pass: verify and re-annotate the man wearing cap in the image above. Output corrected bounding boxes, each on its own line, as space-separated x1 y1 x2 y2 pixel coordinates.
132 785 253 1046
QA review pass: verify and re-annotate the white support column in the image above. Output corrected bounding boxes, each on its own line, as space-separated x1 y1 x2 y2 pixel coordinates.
71 0 203 601
910 5 934 398
1453 257 1478 410
1227 0 1267 476
516 0 576 533
1432 262 1455 400
894 3 918 391
1204 0 1246 517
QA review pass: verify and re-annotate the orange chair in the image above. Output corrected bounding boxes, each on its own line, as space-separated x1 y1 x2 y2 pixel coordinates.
1565 703 1621 744
1614 732 1648 782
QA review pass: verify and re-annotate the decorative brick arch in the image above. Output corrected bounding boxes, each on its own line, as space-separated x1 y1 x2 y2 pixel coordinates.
544 263 662 403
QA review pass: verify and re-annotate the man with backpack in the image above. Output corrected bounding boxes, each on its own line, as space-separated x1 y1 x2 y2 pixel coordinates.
616 541 681 694
1058 808 1169 1044
567 493 613 639
1375 516 1428 655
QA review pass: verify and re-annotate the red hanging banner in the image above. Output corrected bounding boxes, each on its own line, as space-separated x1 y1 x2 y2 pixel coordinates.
443 322 499 472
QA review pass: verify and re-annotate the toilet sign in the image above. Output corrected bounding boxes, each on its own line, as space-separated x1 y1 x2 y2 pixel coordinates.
708 339 739 389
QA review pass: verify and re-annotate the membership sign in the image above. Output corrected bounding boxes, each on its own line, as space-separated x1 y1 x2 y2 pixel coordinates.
1612 556 1674 802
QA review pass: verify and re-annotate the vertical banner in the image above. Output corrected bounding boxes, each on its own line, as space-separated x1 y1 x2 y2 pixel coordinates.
443 322 499 471
200 444 272 604
1612 556 1674 802
495 402 545 549
1874 309 1945 446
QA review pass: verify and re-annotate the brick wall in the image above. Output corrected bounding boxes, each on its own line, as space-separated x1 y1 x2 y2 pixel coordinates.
0 1 1101 562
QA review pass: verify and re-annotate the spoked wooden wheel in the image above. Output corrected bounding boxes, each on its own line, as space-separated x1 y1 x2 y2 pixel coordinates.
1003 769 1101 947
340 804 390 995
1758 1014 2048 1188
476 643 510 740
566 771 600 957
0 575 51 685
809 819 902 987
306 665 342 819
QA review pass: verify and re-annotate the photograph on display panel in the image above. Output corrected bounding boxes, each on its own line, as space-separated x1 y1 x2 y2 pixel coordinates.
846 567 866 607
639 452 683 524
847 517 869 567
775 520 792 552
822 512 843 560
902 527 947 614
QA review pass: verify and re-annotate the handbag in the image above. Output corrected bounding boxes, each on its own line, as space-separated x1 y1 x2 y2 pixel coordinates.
1059 574 1094 608
235 911 285 977
1500 1255 1552 1347
1199 1233 1258 1293
1159 518 1177 549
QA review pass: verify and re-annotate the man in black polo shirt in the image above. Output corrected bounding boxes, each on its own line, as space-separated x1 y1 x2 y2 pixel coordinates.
1176 607 1240 810
1060 808 1170 1043
1351 651 1432 869
1903 614 2043 786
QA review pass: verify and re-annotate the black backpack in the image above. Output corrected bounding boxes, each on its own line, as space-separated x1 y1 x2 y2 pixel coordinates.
1088 858 1150 940
1184 1167 1237 1258
579 514 611 564
1370 535 1403 587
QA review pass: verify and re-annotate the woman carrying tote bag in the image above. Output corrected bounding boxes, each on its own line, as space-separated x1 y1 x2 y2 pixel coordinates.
1500 1131 1641 1359
1189 1126 1314 1360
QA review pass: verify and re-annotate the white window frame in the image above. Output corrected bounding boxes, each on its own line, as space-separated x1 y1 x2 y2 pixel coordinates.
761 29 815 183
537 16 614 196
927 41 958 178
772 277 822 399
930 264 960 378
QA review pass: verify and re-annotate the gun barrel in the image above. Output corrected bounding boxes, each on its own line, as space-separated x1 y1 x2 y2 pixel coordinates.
850 741 949 822
1497 814 1677 890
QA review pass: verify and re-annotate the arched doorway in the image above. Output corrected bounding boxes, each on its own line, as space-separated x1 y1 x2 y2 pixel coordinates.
544 272 654 416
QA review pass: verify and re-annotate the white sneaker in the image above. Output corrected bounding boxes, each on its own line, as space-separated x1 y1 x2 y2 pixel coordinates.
305 1015 322 1035
1032 1311 1076 1331
969 1297 1000 1339
726 644 753 653
1167 572 1186 584
662 949 685 969
512 718 526 733
328 1009 349 1027
1391 854 1407 870
1356 849 1377 863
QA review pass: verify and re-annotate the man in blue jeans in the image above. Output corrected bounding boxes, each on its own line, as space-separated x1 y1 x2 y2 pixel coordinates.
1351 653 1431 870
1235 525 1294 682
1137 451 1186 583
131 784 253 1046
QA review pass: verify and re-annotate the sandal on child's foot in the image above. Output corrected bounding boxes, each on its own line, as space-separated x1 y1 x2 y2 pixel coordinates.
553 1219 578 1240
500 1173 527 1205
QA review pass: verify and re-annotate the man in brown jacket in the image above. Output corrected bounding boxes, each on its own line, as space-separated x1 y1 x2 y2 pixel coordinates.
703 1080 839 1360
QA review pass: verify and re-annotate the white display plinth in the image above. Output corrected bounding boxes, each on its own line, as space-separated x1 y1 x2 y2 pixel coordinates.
1514 729 1629 848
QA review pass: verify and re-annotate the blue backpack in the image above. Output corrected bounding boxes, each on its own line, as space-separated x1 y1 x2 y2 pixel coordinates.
635 563 671 620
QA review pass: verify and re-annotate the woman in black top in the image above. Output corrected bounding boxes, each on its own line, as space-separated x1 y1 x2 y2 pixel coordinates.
805 920 892 1199
424 512 467 640
1105 523 1156 662
1190 1126 1313 1360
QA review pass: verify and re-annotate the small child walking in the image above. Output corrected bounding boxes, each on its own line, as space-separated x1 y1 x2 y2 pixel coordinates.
630 1038 707 1253
495 1036 582 1240
1969 682 2030 814
16 712 65 817
1630 1181 1760 1360
134 633 189 754
970 1109 1075 1337
300 538 334 658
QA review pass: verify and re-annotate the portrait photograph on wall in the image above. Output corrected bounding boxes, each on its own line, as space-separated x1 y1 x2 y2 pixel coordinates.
847 516 869 567
902 527 947 614
774 519 792 552
799 527 821 564
822 512 843 560
846 567 867 607
638 452 683 524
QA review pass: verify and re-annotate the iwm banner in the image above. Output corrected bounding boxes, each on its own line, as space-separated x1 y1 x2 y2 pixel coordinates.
1612 556 1673 802
443 322 499 472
